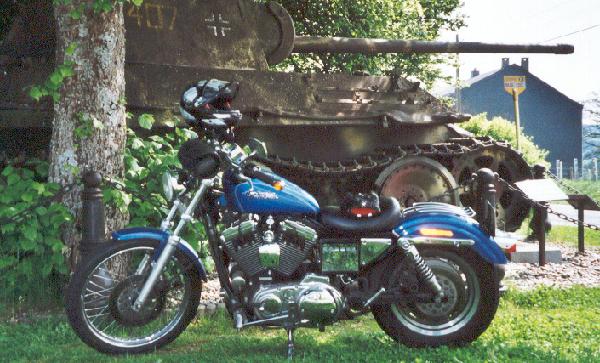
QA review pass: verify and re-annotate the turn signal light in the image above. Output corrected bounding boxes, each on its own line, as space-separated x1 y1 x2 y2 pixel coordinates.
419 228 454 237
272 181 285 191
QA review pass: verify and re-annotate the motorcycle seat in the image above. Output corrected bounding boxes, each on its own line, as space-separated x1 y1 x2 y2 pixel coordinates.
318 197 402 235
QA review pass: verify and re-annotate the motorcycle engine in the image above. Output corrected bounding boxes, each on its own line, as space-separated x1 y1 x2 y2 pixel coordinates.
252 274 344 324
220 217 317 277
220 218 345 326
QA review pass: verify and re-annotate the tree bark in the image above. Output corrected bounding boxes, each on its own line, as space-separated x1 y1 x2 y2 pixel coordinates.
50 1 128 269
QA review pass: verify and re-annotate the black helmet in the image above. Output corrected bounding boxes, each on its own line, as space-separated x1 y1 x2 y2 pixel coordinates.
178 138 220 179
179 79 242 130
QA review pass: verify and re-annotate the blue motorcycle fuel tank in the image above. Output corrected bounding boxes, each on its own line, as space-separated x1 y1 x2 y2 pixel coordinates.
223 170 320 216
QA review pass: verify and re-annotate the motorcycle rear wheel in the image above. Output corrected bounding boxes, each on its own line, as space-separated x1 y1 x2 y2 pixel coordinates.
372 246 500 347
65 239 202 354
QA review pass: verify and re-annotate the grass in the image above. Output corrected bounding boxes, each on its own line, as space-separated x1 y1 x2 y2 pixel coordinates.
516 212 600 247
0 287 598 363
547 225 600 247
559 180 600 201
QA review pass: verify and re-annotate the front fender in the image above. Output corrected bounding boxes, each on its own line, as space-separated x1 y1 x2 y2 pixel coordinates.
111 227 208 281
395 213 507 265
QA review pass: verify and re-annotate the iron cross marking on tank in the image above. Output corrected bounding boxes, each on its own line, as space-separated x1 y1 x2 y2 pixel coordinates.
205 13 231 37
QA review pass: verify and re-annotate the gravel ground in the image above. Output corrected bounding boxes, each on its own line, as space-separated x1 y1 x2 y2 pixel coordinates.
199 274 224 305
504 245 600 290
199 245 600 306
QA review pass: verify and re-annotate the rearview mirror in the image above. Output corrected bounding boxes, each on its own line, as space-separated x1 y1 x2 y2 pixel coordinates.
161 171 185 201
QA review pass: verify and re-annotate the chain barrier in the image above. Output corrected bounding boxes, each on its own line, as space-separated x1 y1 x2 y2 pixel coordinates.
497 177 600 231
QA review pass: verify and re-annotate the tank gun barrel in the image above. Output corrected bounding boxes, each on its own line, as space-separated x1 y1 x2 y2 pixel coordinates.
293 36 574 55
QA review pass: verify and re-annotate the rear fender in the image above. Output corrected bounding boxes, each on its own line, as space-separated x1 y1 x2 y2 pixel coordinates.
111 227 208 281
394 214 507 265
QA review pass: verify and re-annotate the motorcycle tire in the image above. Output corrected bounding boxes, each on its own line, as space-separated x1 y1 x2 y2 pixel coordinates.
65 239 202 354
372 246 500 347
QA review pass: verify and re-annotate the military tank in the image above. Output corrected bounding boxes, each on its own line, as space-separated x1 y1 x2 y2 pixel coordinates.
0 0 573 231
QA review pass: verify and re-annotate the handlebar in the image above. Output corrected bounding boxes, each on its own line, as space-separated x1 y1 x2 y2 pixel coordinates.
243 165 281 185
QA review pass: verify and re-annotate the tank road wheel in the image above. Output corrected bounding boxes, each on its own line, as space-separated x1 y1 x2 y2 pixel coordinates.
376 156 459 208
451 147 531 232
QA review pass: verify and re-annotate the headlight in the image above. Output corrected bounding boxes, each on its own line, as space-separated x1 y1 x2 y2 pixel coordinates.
161 172 184 201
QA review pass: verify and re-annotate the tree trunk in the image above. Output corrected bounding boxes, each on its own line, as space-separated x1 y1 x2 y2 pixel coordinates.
50 1 128 269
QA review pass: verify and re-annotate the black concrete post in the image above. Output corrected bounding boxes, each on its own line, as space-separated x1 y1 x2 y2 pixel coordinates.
533 164 547 266
81 171 105 260
475 168 496 237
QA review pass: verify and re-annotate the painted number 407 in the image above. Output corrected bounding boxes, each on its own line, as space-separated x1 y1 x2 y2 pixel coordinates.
127 3 178 31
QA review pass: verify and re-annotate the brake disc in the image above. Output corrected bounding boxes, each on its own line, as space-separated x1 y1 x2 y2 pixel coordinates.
109 275 167 327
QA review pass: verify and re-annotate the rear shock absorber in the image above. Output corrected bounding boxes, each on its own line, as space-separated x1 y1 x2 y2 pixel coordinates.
398 239 444 302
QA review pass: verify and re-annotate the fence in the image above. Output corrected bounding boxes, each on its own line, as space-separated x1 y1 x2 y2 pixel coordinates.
554 158 598 181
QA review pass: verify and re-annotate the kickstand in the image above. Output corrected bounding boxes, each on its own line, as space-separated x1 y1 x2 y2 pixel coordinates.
286 328 295 360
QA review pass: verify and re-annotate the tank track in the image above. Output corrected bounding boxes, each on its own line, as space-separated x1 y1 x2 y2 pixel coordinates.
258 137 517 175
257 137 532 231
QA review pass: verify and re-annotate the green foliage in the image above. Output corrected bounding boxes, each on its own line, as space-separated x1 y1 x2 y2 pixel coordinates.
0 160 72 301
137 113 155 130
28 60 76 103
462 113 549 165
112 118 209 255
1 287 599 362
273 0 464 87
0 121 213 303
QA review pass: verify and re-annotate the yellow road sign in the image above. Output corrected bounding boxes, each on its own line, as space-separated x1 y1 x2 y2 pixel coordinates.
504 76 526 95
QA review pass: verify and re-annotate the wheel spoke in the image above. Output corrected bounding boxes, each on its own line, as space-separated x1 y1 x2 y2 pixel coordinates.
79 246 192 348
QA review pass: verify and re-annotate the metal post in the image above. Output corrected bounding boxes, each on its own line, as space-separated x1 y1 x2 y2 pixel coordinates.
475 168 496 237
532 165 547 266
537 206 547 266
556 160 560 179
593 158 598 181
574 158 579 180
81 171 106 260
569 167 574 180
512 89 521 151
578 199 585 253
558 160 563 179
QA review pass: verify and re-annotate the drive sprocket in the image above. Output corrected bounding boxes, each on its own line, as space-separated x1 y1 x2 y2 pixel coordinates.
451 144 531 231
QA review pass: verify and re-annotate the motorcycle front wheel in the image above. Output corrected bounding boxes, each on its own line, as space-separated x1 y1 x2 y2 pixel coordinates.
65 239 202 354
372 246 500 347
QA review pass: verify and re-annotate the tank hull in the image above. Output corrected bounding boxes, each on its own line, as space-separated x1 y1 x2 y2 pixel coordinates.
2 0 561 231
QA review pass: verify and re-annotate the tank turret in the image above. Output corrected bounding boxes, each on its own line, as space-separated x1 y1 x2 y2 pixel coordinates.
0 0 574 231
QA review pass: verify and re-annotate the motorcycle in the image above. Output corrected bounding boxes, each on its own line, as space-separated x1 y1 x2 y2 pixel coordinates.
65 80 506 358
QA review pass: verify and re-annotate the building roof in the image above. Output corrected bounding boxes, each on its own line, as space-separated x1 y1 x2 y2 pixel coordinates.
444 63 583 109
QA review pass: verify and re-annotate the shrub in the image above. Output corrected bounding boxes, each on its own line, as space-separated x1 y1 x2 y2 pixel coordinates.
117 126 209 249
0 124 212 305
461 113 549 166
0 159 72 302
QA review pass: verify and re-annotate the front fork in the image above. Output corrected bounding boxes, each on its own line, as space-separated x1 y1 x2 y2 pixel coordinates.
133 179 213 311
